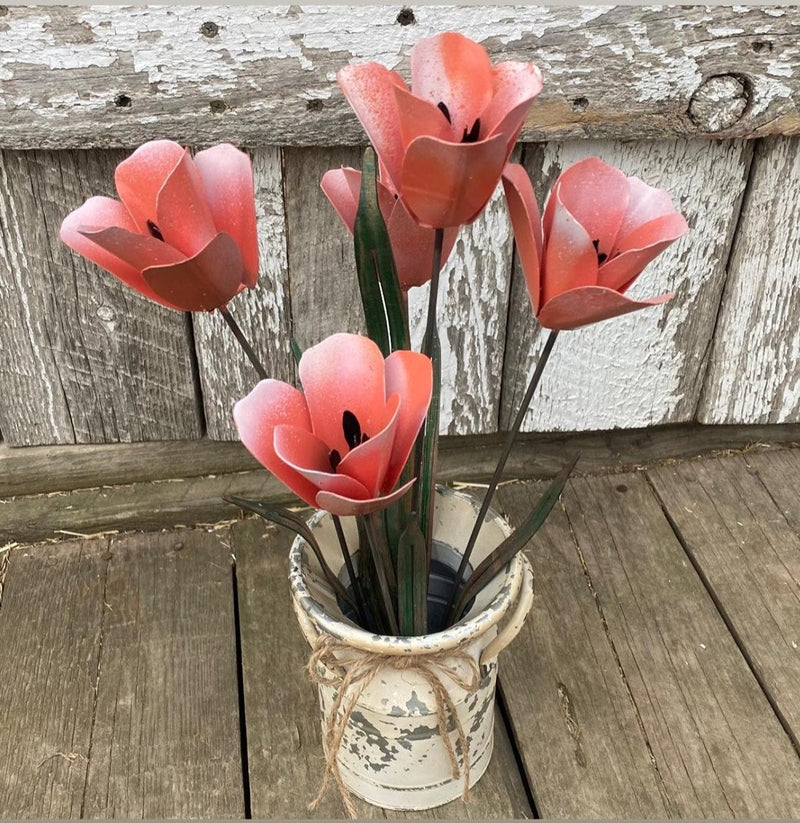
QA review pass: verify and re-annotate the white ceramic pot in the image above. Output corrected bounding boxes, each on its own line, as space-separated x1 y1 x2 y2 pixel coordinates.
289 486 534 812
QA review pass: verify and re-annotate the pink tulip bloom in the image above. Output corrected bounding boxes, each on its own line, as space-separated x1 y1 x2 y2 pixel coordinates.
321 167 459 291
502 158 689 331
339 32 542 229
234 333 433 517
61 140 258 312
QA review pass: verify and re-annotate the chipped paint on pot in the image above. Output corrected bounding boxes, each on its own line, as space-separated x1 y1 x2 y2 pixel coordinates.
289 486 535 811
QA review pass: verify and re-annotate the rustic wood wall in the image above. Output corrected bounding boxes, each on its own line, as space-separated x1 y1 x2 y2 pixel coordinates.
1 5 799 447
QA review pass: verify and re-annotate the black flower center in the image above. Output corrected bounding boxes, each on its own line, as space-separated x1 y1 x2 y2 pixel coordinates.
329 411 369 472
437 101 481 143
147 220 164 241
593 238 608 265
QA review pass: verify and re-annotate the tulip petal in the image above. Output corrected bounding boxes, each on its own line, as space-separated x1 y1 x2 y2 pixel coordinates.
544 158 630 261
78 225 186 270
383 351 433 490
481 61 543 143
410 33 493 139
542 190 599 303
61 197 181 309
502 163 543 314
142 233 245 312
394 84 454 146
617 176 681 243
320 167 362 233
233 380 319 506
316 477 416 517
194 144 259 287
538 286 674 331
298 333 389 456
114 140 186 234
400 134 508 228
273 425 371 500
155 150 218 257
598 213 689 292
386 200 457 290
337 394 400 496
338 63 409 193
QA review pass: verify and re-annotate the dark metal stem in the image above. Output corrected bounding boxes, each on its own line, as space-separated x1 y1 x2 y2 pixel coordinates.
332 515 369 629
218 305 268 380
445 329 560 623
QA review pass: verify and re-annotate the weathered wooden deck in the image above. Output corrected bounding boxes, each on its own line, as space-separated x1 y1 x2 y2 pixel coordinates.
3 445 800 818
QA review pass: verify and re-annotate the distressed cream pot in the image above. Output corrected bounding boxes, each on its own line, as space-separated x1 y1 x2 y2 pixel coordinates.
289 487 534 812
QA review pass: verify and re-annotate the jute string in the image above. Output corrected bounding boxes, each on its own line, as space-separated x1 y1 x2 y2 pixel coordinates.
306 632 481 818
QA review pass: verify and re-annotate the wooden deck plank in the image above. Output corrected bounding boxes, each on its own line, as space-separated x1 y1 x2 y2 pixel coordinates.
564 471 800 817
648 452 800 748
81 528 244 818
232 517 533 819
495 482 671 818
0 538 108 817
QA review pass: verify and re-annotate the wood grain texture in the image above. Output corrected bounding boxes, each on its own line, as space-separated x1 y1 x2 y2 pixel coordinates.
4 424 800 499
409 180 515 435
82 528 244 817
283 145 366 351
233 517 534 819
1 6 798 149
0 471 290 543
501 138 752 432
0 537 106 817
194 147 295 440
0 149 202 446
699 136 800 424
564 471 800 817
494 482 670 818
747 446 800 532
647 454 800 749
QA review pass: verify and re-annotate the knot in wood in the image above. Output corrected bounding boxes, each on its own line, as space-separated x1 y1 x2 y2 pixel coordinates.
688 74 750 132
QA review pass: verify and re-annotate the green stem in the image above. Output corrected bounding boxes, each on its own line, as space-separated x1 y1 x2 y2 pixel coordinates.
364 513 400 635
218 305 268 380
445 329 560 624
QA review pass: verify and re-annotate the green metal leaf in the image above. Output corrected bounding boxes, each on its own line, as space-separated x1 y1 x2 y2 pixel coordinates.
353 147 409 356
224 495 356 612
396 514 428 636
449 453 580 623
417 333 441 563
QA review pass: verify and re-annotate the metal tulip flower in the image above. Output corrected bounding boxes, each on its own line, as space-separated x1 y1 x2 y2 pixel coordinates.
61 139 268 378
321 166 459 292
502 157 689 330
233 333 433 517
338 32 543 229
60 140 258 312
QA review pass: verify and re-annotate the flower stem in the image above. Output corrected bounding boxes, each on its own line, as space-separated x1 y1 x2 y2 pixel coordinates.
445 329 560 624
364 512 400 635
332 515 369 629
218 305 268 380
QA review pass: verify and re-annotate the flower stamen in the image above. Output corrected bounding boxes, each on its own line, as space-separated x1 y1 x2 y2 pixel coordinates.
437 101 452 124
147 220 164 241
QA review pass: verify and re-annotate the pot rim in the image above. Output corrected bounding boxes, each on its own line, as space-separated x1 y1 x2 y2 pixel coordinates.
288 487 526 656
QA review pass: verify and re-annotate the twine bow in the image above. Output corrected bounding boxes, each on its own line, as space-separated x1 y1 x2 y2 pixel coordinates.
307 632 482 818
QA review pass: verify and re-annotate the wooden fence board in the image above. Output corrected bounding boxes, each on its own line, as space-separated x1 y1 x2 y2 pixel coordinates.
1 6 798 149
564 471 800 817
494 481 670 818
232 517 534 818
4 424 800 499
0 149 202 446
699 137 800 424
409 178 515 435
194 147 295 440
501 138 753 433
648 453 800 750
283 145 367 351
0 538 107 817
82 528 244 817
